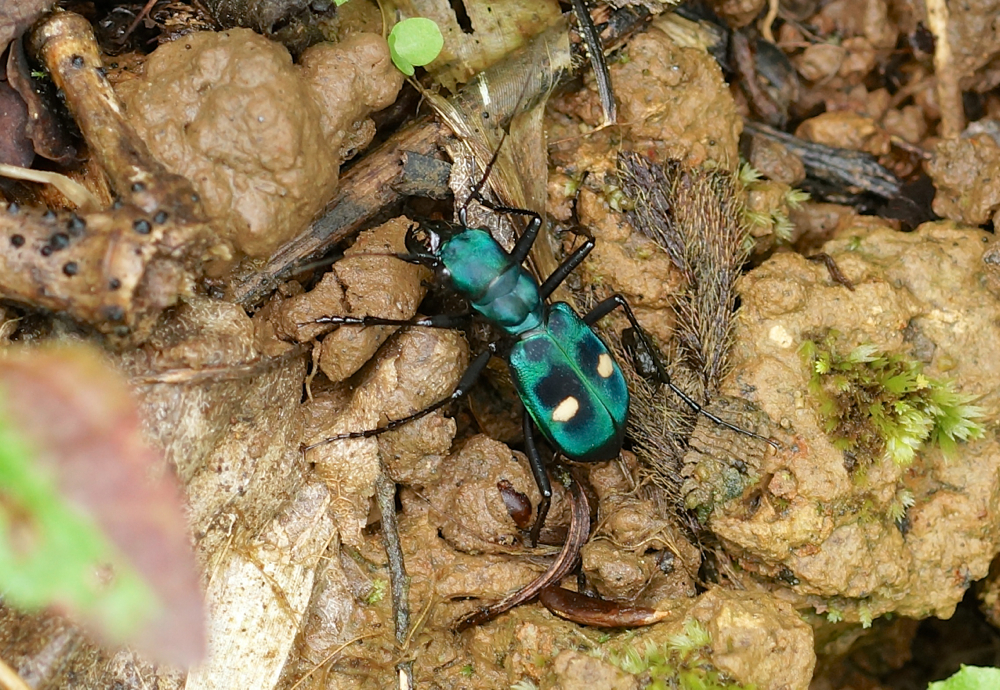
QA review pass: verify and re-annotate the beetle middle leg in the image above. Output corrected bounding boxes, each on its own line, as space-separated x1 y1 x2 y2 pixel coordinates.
313 312 472 329
305 345 495 451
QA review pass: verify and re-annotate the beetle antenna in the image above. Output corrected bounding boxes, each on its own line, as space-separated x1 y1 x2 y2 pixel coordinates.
291 251 421 275
459 129 510 225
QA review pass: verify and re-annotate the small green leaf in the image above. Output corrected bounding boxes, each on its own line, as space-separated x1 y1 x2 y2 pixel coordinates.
388 17 443 76
928 666 1000 690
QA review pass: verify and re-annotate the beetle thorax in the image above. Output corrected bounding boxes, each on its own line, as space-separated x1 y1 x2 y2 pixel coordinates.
440 229 543 336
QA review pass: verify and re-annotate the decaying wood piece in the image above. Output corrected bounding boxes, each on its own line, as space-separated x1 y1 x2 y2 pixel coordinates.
0 11 225 342
744 121 902 199
231 5 652 309
228 117 446 308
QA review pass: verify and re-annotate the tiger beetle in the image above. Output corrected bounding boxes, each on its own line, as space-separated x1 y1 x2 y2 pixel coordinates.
307 178 777 546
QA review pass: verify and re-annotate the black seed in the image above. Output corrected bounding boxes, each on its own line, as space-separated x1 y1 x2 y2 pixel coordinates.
131 182 146 193
133 219 151 234
154 210 168 224
63 261 78 276
71 55 84 68
8 202 19 214
109 278 121 290
104 305 125 321
112 199 123 210
11 234 24 247
42 209 55 221
67 216 86 235
40 245 52 256
50 232 69 250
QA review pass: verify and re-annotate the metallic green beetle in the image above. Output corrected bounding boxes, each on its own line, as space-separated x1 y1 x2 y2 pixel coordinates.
311 198 773 544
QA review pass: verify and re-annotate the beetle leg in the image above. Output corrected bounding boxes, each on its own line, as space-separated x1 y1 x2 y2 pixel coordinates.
585 294 780 449
523 411 554 547
312 312 472 329
467 194 544 266
538 238 595 299
304 345 494 451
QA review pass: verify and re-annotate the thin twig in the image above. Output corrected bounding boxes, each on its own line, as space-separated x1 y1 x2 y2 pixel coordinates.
759 0 780 43
288 632 382 690
454 474 591 630
120 0 160 44
375 470 413 689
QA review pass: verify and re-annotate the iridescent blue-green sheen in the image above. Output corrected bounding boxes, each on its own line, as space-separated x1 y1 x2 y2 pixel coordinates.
440 229 542 335
508 303 629 462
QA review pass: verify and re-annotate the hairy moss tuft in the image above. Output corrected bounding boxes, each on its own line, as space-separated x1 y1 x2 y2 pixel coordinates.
800 332 984 469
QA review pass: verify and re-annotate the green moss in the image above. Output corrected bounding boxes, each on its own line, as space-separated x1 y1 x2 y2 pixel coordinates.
604 183 635 212
364 578 387 605
800 332 984 469
605 620 755 690
858 601 874 629
887 488 915 523
738 162 763 185
736 161 809 243
510 680 538 690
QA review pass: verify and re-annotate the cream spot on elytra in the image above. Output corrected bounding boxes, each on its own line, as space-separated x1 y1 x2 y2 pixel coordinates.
597 353 614 378
552 396 579 422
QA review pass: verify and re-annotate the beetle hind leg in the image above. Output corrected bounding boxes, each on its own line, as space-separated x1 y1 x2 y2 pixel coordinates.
523 412 554 548
585 294 780 450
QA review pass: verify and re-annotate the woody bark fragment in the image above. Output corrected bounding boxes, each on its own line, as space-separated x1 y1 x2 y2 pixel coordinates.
0 11 224 342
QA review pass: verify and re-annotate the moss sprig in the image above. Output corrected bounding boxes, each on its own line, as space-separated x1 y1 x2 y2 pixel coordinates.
605 620 755 690
800 332 984 469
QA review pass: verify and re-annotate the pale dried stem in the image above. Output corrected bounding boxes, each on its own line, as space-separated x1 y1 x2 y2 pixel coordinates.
0 657 31 690
926 0 965 138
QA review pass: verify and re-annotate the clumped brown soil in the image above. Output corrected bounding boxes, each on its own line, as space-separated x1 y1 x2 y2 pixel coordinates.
2 1 1000 689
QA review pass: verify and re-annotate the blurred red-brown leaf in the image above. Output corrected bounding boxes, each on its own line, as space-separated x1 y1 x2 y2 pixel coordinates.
0 345 205 666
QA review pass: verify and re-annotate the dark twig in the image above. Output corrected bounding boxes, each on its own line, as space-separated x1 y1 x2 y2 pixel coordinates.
571 0 616 126
731 31 786 127
745 121 901 199
375 470 412 689
454 474 590 630
230 6 651 309
807 252 855 290
119 0 160 44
